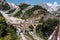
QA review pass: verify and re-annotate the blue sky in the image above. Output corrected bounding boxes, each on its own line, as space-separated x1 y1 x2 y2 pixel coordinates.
6 0 21 5
6 0 60 5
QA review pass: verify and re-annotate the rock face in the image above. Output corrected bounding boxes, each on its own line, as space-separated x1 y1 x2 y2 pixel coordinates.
40 2 60 14
0 0 5 3
0 0 6 5
0 0 10 10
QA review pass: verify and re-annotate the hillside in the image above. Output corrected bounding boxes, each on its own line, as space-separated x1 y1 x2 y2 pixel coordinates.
0 0 59 40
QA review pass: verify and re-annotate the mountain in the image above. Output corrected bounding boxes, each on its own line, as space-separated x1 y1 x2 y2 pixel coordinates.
0 0 10 10
0 0 59 40
40 2 60 14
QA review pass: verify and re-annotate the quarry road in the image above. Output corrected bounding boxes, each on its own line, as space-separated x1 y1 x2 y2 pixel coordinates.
28 31 43 40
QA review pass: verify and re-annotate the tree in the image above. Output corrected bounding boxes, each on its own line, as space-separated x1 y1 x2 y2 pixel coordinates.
14 10 22 18
23 5 48 19
19 3 30 10
0 14 17 40
37 18 59 37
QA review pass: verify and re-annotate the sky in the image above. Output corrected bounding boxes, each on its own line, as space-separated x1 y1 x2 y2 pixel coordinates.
6 0 60 5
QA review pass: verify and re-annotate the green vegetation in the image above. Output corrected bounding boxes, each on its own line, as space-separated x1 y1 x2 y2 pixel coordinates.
22 5 48 19
0 2 59 40
14 10 22 18
6 9 16 14
0 13 18 40
36 18 59 40
25 32 35 40
0 3 10 10
19 3 30 10
19 4 59 40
